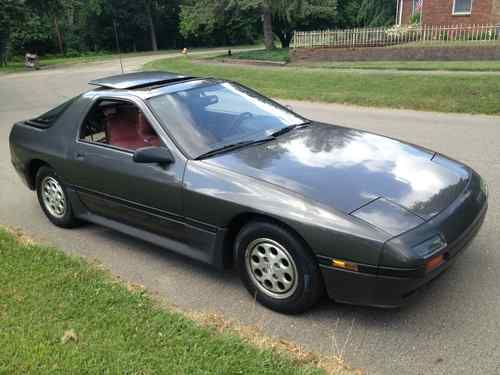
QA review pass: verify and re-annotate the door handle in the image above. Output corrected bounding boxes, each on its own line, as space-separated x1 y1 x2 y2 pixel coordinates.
75 152 85 160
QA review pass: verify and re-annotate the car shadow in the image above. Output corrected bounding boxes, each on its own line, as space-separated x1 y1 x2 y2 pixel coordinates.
76 221 487 343
80 221 434 316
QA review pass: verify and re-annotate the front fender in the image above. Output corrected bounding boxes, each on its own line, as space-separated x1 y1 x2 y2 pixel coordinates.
183 161 390 265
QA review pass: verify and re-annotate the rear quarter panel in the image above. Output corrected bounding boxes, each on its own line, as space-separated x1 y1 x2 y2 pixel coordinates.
9 94 93 188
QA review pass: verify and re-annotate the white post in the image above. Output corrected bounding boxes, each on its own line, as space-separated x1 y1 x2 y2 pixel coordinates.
398 0 404 25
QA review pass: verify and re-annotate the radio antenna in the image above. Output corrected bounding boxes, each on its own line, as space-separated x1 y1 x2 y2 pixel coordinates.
113 19 124 74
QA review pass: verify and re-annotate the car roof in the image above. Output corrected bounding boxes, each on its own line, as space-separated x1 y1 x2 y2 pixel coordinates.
88 71 195 90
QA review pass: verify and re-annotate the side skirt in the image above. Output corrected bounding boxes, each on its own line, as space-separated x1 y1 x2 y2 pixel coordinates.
67 188 227 270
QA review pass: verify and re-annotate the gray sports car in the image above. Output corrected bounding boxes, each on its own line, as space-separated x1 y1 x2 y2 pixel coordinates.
9 71 487 313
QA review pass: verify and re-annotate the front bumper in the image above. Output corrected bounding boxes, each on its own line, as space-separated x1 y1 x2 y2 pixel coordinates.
320 189 487 308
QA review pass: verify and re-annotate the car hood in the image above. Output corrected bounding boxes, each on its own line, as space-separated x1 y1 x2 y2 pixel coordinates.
207 123 470 227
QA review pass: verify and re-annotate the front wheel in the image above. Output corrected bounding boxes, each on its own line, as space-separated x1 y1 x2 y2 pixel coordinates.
235 221 324 314
36 166 80 228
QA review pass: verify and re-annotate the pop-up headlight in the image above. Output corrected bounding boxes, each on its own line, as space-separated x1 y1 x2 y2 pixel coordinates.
413 235 446 258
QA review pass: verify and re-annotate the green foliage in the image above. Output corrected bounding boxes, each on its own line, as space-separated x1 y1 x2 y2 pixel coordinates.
1 0 183 59
0 0 26 65
272 0 338 47
410 11 421 25
179 0 261 46
1 0 398 63
179 0 338 48
9 11 53 54
337 0 396 28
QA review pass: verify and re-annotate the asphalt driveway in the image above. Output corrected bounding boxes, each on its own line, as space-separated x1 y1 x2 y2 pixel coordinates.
1 54 499 375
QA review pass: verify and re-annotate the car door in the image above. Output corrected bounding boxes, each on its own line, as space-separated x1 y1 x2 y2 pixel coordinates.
67 94 188 244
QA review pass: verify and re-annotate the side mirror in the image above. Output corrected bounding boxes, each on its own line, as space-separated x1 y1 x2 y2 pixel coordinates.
133 146 174 165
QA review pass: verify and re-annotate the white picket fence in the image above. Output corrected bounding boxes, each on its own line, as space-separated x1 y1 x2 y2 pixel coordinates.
292 24 499 48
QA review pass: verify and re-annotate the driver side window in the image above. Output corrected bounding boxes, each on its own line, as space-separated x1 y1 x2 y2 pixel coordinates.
80 99 161 151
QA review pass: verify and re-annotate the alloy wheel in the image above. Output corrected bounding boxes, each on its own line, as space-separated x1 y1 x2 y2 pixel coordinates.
245 238 298 299
41 176 66 219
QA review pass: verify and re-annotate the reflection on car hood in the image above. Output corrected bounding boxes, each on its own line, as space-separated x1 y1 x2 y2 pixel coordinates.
207 123 470 221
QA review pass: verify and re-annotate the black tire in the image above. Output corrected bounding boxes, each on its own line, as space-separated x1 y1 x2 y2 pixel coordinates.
36 166 80 228
235 221 324 314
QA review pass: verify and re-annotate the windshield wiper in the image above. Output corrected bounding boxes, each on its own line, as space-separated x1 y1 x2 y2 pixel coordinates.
195 137 273 160
196 122 311 160
270 122 311 138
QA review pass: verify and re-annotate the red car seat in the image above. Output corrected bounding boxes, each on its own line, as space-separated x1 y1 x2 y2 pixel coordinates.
105 105 160 150
137 112 161 147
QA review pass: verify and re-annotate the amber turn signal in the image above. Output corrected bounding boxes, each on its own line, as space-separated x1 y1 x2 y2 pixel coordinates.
426 254 445 272
332 259 359 272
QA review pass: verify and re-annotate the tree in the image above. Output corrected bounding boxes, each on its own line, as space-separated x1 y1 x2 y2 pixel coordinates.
27 0 68 53
0 0 25 65
144 0 158 51
237 0 338 49
9 10 53 54
179 0 337 49
1 0 183 60
180 0 260 46
271 0 337 48
337 0 396 28
262 0 274 49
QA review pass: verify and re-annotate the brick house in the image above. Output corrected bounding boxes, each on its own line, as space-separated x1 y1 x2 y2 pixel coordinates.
396 0 500 25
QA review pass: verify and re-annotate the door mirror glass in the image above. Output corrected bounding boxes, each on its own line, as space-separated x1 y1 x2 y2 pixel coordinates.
133 146 174 165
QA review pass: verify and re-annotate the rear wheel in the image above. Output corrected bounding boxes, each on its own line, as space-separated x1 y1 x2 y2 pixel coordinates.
235 221 324 314
36 166 80 228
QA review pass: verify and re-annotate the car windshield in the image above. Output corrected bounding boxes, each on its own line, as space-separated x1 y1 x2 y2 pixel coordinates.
148 81 306 158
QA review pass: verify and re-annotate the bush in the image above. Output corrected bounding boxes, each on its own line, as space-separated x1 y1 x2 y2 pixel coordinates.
410 12 421 25
64 49 81 58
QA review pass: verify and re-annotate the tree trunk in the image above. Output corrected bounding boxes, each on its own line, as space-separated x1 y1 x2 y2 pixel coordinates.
0 33 7 67
277 31 293 48
145 0 158 51
53 15 64 54
262 1 274 50
113 19 121 52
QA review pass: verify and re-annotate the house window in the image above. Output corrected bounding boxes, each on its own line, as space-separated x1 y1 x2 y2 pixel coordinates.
412 0 421 14
453 0 472 15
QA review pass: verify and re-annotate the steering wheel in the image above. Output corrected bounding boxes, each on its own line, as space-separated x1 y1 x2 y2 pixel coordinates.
230 112 253 132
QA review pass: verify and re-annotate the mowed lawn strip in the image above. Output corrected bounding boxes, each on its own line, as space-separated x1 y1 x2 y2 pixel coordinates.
0 228 323 374
311 60 500 72
0 51 179 74
145 56 500 115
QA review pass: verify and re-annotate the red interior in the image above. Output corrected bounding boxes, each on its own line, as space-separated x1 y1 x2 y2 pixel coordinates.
105 105 160 150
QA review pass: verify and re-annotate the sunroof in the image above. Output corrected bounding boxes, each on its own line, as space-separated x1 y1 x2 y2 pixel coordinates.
89 71 194 90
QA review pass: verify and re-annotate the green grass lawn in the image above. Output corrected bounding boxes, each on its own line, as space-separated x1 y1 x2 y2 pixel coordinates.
222 48 290 62
145 56 500 115
310 60 500 72
391 40 500 48
0 45 262 75
0 227 328 374
0 51 169 74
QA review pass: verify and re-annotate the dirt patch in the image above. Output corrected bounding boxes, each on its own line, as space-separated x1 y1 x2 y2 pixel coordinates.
2 226 36 246
185 310 363 375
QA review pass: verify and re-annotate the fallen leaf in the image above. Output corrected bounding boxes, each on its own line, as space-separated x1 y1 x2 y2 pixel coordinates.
127 282 145 293
61 329 78 344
